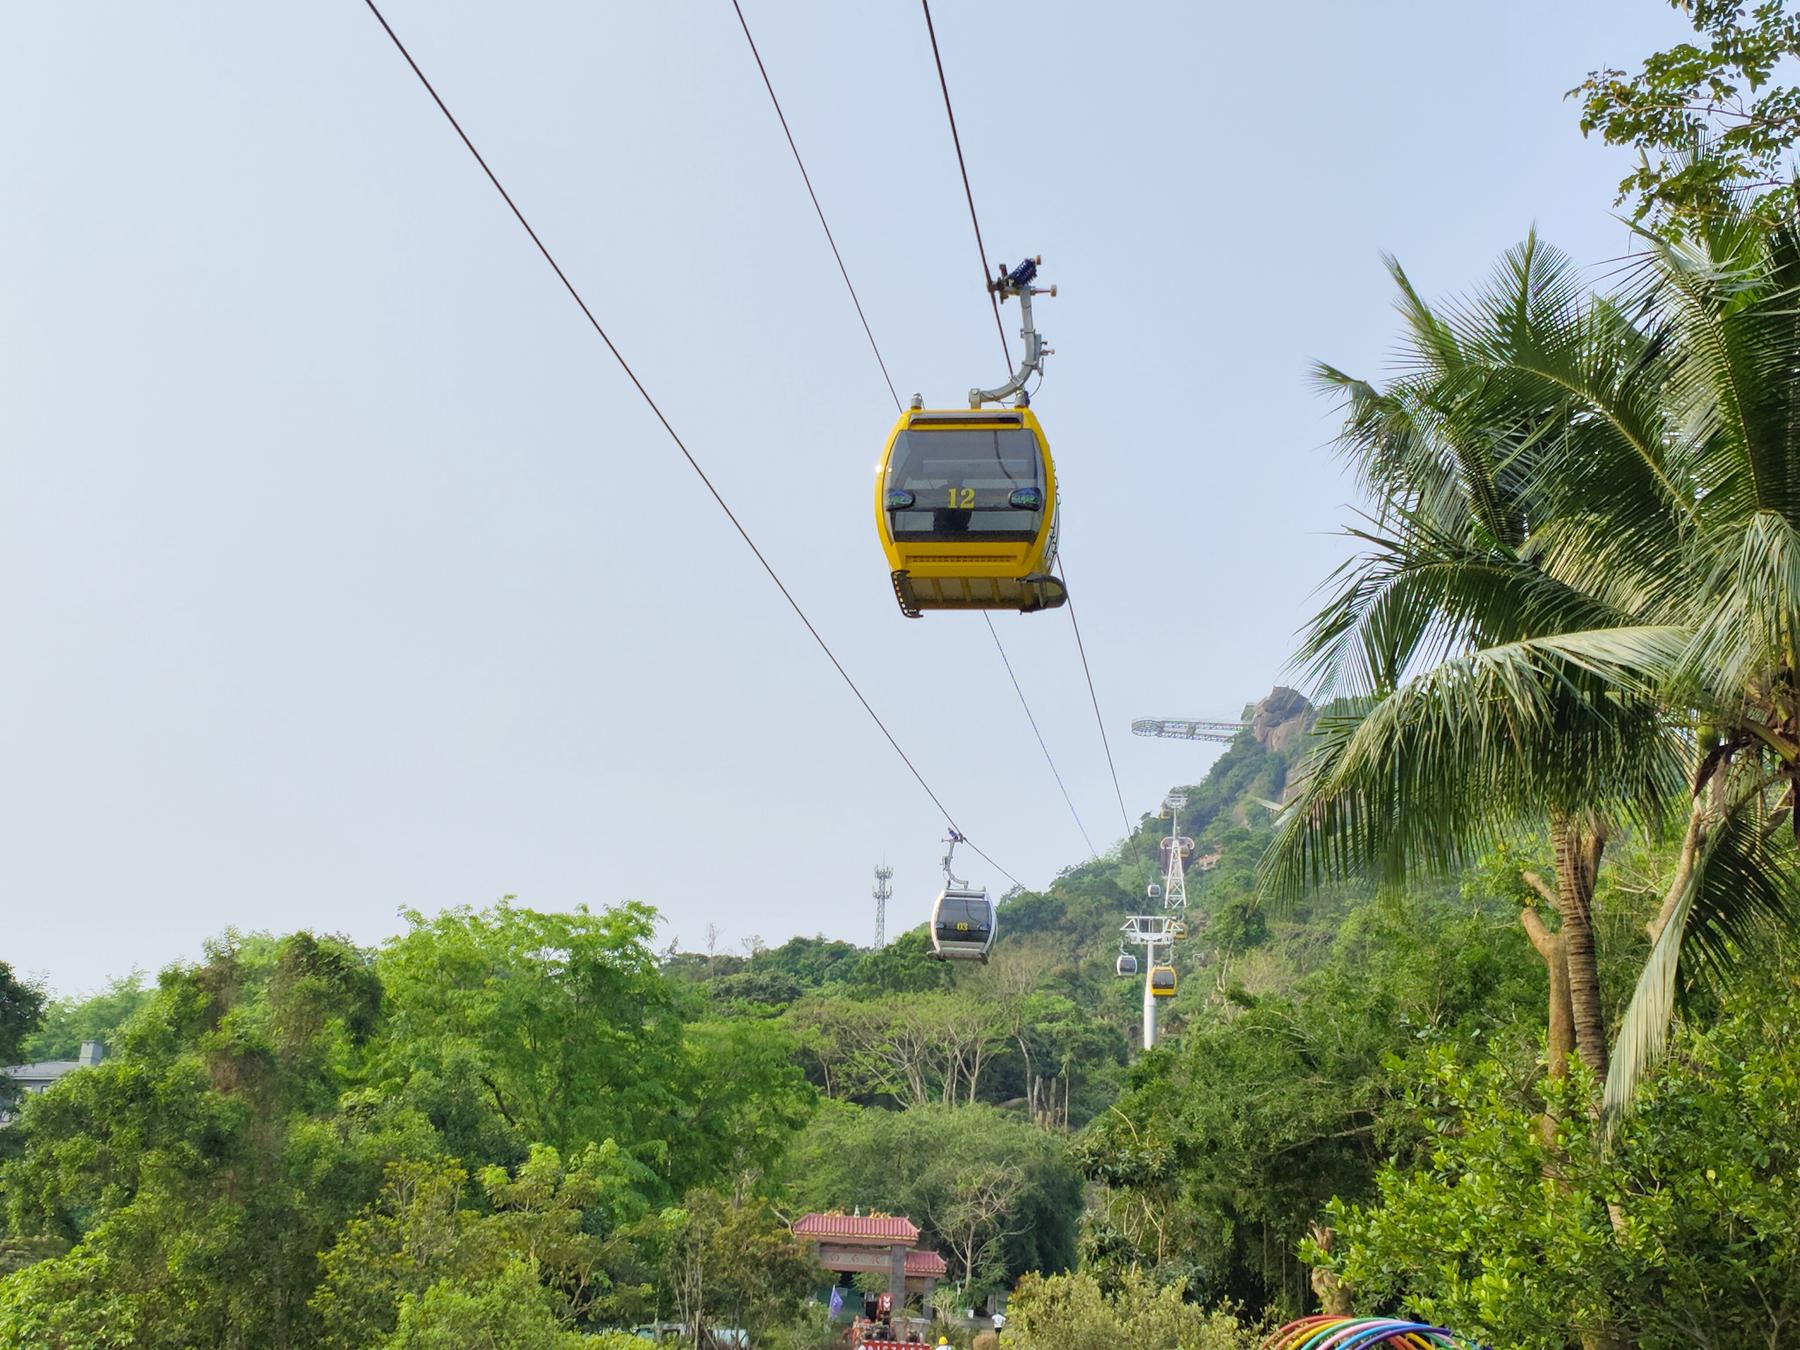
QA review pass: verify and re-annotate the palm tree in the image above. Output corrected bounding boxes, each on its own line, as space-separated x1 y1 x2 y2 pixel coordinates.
1264 213 1799 1113
1273 234 1684 1079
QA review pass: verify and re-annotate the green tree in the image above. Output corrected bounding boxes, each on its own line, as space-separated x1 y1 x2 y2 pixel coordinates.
1000 1269 1253 1350
376 902 811 1194
1075 898 1541 1315
0 933 424 1349
1314 966 1800 1349
1270 235 1682 1078
1571 0 1800 226
676 1019 817 1191
781 994 1000 1108
849 931 953 997
311 1159 482 1349
0 960 45 1121
312 1144 652 1349
640 1190 818 1349
783 1102 1079 1299
382 1260 592 1350
19 974 150 1064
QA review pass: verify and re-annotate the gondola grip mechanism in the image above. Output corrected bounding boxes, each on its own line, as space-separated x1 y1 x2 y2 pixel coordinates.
970 256 1054 409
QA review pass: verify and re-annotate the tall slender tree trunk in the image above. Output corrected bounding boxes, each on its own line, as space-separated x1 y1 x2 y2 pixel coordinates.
1519 907 1575 1077
1550 815 1608 1075
1520 905 1575 1148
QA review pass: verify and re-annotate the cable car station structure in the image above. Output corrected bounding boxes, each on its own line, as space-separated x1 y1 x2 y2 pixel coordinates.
1131 717 1248 745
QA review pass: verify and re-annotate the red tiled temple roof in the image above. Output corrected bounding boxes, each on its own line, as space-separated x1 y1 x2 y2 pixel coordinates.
793 1213 921 1241
903 1249 947 1277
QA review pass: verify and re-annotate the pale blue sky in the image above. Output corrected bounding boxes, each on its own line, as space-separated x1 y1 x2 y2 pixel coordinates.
3 1 1692 993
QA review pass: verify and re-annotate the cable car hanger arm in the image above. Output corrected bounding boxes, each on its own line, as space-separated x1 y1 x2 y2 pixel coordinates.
941 828 969 889
969 257 1056 409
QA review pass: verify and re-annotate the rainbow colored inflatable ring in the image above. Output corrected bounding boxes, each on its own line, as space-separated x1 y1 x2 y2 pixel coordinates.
1265 1316 1485 1350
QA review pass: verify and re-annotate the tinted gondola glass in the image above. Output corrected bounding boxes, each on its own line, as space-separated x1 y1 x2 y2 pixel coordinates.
885 428 1044 543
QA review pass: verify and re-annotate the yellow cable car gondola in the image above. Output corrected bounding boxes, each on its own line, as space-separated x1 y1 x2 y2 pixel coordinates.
1149 964 1177 998
876 258 1065 618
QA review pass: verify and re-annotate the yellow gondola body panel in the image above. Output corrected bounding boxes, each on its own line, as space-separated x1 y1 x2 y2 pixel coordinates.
1149 965 1177 997
875 406 1066 617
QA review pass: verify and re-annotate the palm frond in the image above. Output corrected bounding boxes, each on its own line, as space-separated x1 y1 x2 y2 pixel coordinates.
1679 509 1800 706
1603 774 1795 1119
1293 508 1645 701
1262 626 1690 904
1640 213 1800 525
1310 363 1472 531
1521 509 1691 627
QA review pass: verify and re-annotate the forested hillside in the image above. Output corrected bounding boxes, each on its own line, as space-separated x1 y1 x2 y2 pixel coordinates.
4 667 1798 1348
0 689 1304 1340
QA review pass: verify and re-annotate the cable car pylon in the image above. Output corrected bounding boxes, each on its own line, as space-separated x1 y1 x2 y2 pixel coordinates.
1119 793 1194 1048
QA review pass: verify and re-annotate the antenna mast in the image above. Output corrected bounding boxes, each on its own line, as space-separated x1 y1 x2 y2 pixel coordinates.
872 863 894 948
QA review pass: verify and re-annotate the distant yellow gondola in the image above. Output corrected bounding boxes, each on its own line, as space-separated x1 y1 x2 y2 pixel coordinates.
876 256 1064 618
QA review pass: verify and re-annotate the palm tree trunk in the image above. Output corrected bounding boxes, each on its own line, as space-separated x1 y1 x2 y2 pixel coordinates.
1551 816 1609 1076
1647 794 1709 943
1539 830 1632 1350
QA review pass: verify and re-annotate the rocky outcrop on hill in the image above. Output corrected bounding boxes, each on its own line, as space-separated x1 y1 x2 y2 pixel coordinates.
1248 686 1313 756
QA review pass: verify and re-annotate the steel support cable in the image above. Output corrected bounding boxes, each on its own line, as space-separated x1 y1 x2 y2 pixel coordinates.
915 8 1141 867
983 614 1098 860
1057 553 1141 862
728 0 900 413
920 0 1012 371
358 0 1020 890
729 0 1097 875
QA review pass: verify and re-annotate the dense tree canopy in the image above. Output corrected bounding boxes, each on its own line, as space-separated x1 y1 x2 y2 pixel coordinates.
1314 965 1800 1349
0 962 45 1121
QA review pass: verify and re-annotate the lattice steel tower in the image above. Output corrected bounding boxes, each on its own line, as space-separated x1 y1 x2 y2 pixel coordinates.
872 863 894 948
1121 792 1195 1050
1160 792 1193 926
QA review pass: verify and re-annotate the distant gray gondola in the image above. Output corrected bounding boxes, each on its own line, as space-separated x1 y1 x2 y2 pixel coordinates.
930 888 995 962
1116 951 1138 977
